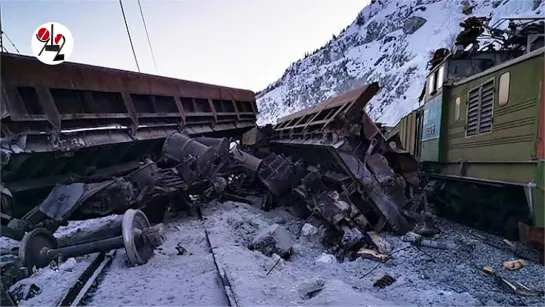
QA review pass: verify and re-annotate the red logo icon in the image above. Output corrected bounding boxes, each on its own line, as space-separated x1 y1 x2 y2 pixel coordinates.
31 22 73 65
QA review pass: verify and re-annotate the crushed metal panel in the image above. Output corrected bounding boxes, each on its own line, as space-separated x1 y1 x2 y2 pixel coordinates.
335 149 411 234
275 83 380 131
39 183 86 221
257 154 298 198
269 138 411 234
269 83 418 236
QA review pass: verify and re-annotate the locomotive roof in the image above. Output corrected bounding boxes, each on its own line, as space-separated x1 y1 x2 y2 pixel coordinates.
453 46 544 86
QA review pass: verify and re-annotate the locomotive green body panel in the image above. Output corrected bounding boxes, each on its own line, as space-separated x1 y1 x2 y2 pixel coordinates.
421 94 448 162
437 49 543 227
442 51 543 185
389 47 545 230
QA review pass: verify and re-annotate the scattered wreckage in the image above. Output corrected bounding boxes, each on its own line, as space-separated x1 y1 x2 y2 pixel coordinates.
2 52 541 304
1 53 431 296
243 82 434 252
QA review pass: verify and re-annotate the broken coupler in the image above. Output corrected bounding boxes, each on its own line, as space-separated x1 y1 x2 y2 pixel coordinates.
18 209 166 271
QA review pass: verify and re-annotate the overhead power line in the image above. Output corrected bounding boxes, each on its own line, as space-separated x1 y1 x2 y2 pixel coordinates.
119 0 141 72
137 0 158 73
3 31 20 54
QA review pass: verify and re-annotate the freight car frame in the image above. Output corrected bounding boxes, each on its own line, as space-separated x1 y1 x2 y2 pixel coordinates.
266 83 424 237
0 53 259 238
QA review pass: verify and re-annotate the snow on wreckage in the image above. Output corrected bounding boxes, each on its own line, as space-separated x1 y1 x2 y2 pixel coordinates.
0 52 257 305
250 82 433 247
0 51 433 305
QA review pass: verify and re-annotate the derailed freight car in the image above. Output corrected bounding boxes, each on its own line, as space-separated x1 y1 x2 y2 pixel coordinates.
0 53 259 241
244 83 431 250
388 17 545 262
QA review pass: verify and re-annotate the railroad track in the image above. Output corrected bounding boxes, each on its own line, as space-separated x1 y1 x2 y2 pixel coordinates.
46 208 238 307
197 207 239 307
56 251 116 307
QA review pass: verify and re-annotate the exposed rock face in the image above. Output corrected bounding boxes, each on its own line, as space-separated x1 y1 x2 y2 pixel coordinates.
256 0 544 127
403 16 427 34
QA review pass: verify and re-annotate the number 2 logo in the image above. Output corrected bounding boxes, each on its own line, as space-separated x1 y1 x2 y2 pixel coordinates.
31 22 74 65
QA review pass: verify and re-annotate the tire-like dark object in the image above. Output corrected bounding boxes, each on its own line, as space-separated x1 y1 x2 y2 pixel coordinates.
19 228 58 270
122 209 152 265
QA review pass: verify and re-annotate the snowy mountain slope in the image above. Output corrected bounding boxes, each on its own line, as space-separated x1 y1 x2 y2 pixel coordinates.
256 0 544 126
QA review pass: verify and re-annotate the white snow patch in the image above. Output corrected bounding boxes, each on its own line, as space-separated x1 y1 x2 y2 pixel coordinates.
315 253 337 264
10 255 95 307
256 0 544 127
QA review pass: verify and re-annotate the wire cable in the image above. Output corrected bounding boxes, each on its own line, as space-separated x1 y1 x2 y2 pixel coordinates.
137 0 158 72
0 31 8 53
119 0 141 72
2 31 20 54
0 5 5 53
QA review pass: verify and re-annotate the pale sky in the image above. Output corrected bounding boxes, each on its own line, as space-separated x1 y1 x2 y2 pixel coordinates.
1 0 370 91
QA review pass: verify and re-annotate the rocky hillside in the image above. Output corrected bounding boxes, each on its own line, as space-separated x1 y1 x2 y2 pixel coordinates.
256 0 544 126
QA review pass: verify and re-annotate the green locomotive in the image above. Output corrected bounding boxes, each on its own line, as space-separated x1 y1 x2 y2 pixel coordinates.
388 17 544 261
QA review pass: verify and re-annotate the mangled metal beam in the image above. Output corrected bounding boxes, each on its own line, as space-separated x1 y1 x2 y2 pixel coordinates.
256 83 425 242
1 132 235 241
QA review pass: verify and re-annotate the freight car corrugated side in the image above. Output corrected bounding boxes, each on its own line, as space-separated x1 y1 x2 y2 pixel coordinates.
0 52 259 219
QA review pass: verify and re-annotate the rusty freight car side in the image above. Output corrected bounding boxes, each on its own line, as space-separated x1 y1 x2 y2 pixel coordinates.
1 53 258 144
0 53 258 228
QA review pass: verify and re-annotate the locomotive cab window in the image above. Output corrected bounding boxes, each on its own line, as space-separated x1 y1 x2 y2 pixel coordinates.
437 65 445 90
428 73 435 95
427 64 445 96
454 97 461 121
498 72 510 106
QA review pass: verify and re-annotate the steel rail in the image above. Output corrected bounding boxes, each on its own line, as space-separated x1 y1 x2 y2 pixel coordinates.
56 250 116 307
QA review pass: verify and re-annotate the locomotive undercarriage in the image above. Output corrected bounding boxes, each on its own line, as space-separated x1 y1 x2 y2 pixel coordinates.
425 178 531 241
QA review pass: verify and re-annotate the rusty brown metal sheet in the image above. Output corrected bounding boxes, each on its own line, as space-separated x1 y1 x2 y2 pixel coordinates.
276 105 318 124
0 52 257 137
276 83 379 126
361 111 382 140
1 53 255 101
275 83 380 135
1 53 258 151
314 83 376 112
266 81 424 236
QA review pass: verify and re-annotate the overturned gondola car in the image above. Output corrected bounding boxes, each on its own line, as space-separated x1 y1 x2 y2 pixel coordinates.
243 83 428 249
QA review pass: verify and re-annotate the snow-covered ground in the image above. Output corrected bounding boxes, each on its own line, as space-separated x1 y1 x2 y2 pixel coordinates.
86 213 227 306
256 0 545 127
8 201 545 307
